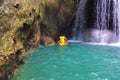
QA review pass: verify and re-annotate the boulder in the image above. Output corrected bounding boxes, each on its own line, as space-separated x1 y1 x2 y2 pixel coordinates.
40 36 55 46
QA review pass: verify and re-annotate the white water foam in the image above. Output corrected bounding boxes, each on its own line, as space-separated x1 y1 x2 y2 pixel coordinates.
86 42 120 47
68 40 82 43
69 40 120 47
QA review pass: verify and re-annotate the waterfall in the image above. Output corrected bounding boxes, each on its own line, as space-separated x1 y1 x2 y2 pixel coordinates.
72 0 120 43
72 0 88 40
118 0 120 42
95 0 108 30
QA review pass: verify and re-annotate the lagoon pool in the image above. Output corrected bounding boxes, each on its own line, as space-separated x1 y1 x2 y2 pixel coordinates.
12 43 120 80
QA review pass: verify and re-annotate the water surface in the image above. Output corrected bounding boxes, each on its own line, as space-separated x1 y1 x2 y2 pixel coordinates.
12 43 120 80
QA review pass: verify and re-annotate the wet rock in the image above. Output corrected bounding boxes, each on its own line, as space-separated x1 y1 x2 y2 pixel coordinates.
41 36 55 46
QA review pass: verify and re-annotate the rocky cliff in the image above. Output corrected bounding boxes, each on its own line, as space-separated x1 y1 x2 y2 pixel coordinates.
0 0 78 79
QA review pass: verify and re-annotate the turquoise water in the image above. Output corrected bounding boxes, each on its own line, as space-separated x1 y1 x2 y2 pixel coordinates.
12 43 120 80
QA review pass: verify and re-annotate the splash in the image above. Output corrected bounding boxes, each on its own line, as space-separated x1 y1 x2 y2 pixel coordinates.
72 0 120 43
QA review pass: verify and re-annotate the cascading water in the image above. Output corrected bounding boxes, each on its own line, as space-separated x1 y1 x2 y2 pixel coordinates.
72 0 120 43
72 0 88 40
118 0 120 42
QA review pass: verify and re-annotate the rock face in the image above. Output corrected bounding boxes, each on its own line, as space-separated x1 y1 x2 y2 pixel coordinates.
0 0 78 79
84 29 117 43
